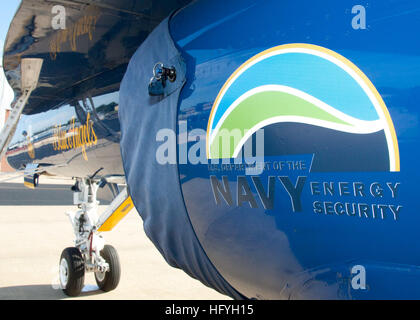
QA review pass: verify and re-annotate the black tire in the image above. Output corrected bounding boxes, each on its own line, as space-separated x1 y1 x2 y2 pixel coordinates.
59 247 85 297
95 245 121 292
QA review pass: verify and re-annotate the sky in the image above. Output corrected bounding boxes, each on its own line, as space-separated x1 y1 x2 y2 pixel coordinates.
0 1 20 128
0 0 21 57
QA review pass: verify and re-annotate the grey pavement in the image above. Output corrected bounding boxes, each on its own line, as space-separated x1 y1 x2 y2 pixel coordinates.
0 181 230 300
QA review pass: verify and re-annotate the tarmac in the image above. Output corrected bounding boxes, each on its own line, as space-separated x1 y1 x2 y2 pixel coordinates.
0 176 230 300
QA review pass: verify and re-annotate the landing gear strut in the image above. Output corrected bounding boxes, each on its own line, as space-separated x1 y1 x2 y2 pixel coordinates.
59 177 132 297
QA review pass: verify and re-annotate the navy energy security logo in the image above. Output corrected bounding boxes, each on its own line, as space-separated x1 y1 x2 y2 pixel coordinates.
207 44 400 172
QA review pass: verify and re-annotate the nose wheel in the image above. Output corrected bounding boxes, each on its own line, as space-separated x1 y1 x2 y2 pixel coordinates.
59 247 85 297
59 245 121 297
94 245 121 292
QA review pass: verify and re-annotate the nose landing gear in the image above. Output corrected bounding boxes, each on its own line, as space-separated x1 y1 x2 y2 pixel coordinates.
59 178 132 297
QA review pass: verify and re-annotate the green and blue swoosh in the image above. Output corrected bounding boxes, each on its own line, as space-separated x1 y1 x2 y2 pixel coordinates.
206 44 399 172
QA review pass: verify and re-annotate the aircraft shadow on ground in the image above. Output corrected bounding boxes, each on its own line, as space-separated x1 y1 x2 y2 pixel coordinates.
0 183 111 206
0 284 105 300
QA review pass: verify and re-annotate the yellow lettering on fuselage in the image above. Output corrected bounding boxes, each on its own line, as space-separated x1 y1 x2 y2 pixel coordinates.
49 8 101 60
27 136 35 159
52 113 98 161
